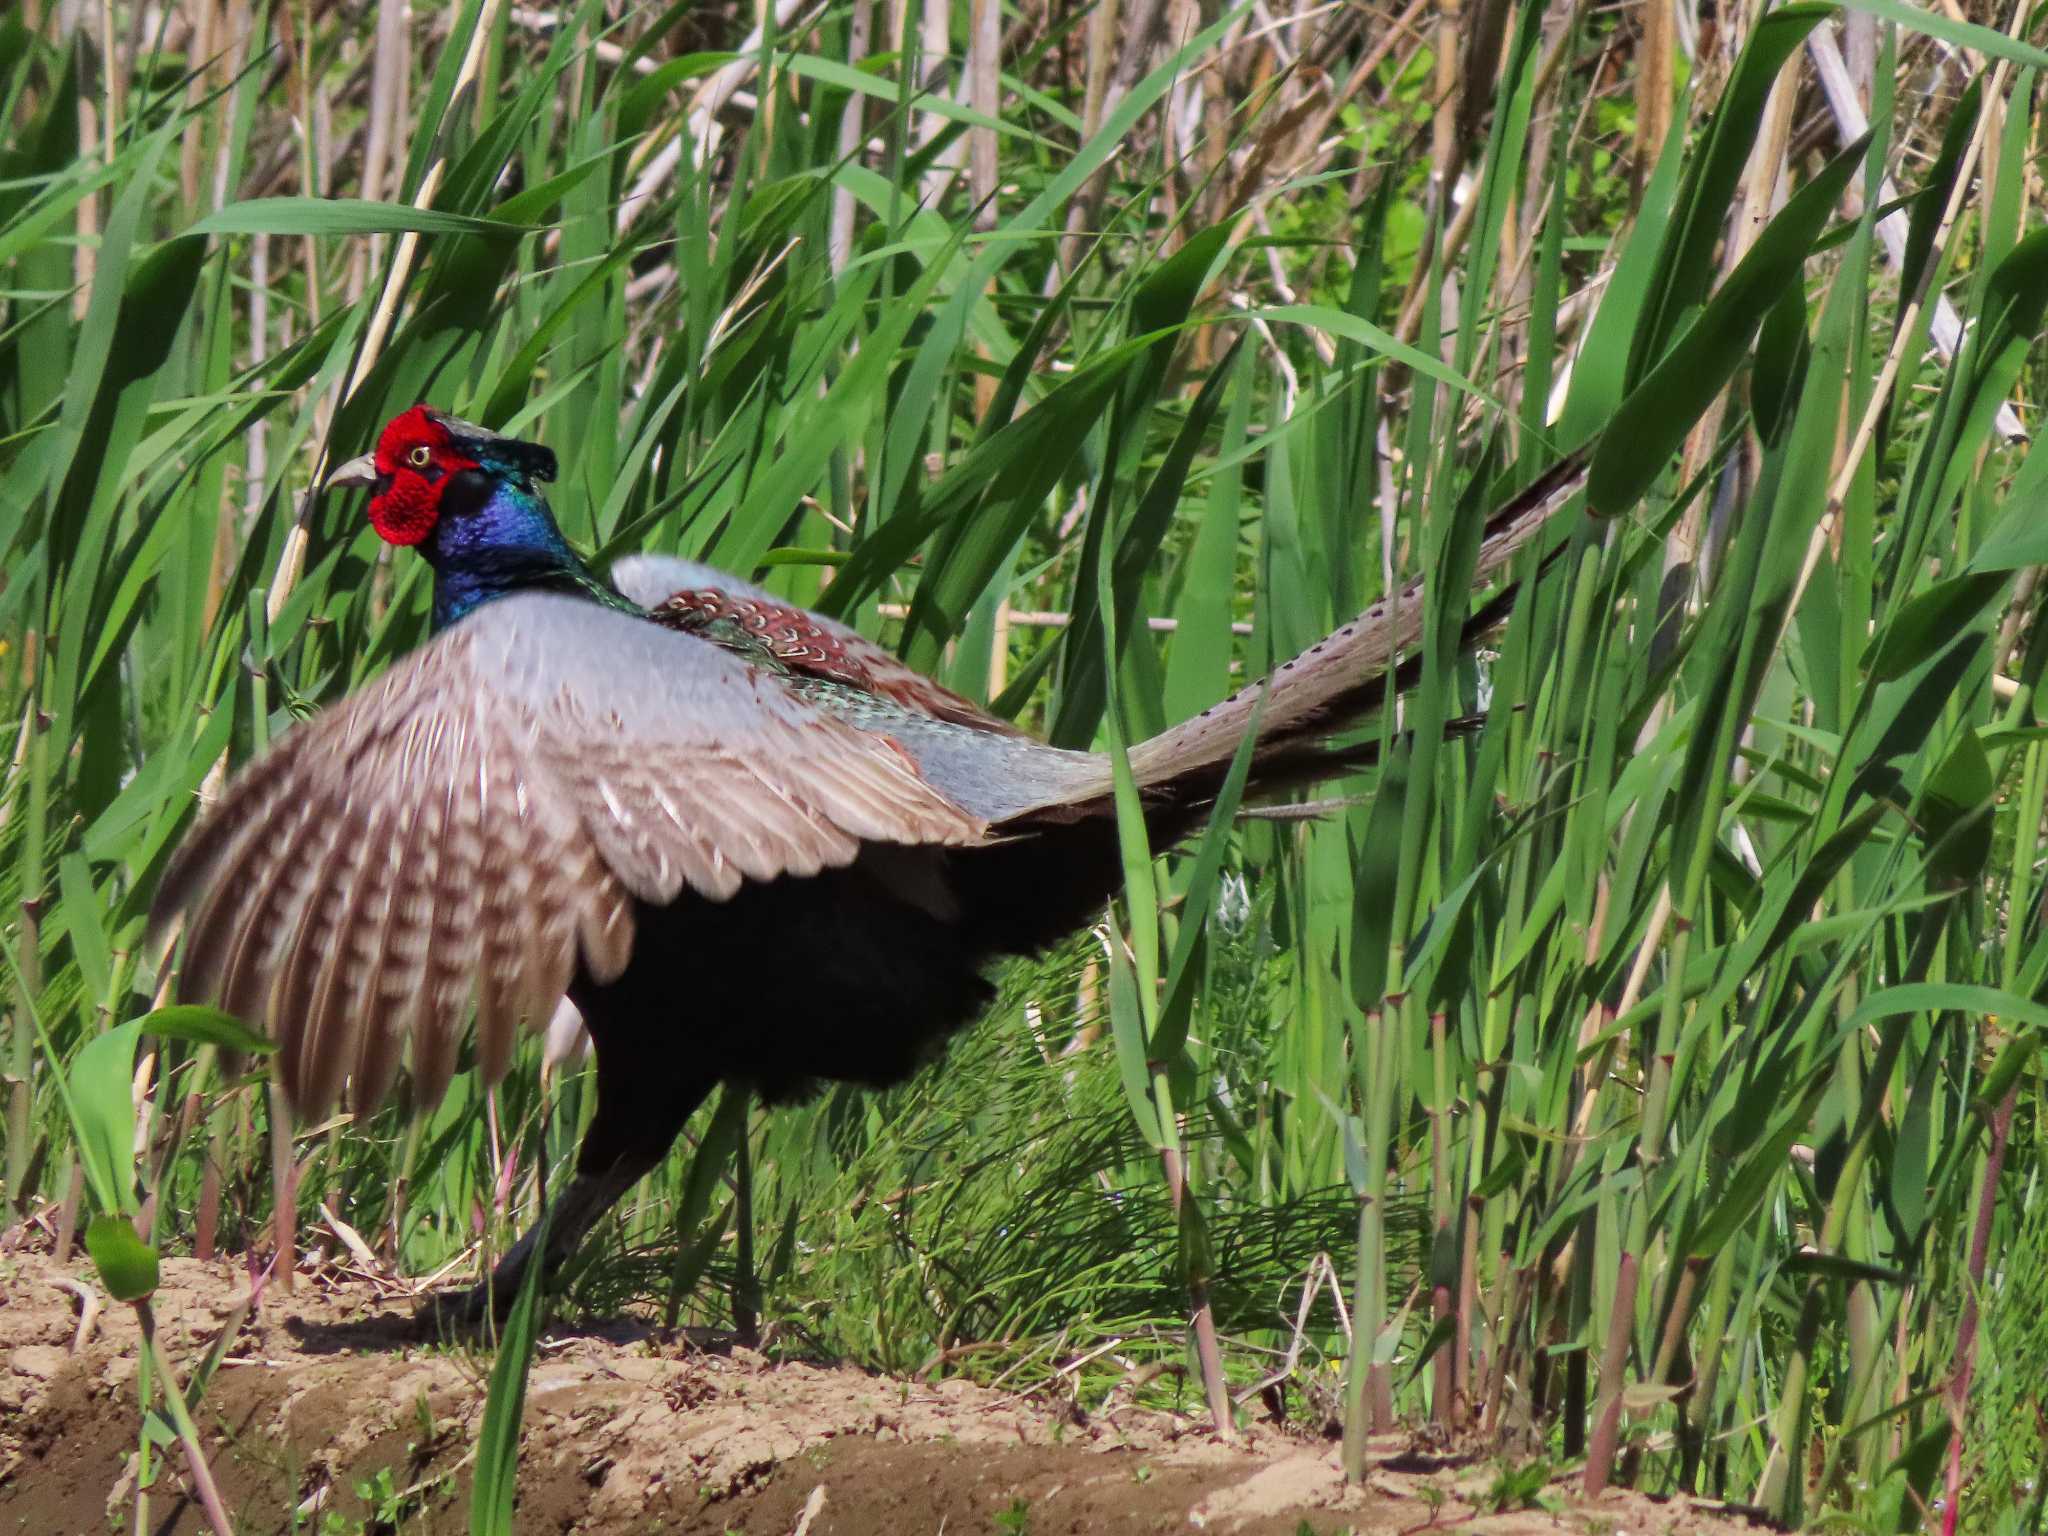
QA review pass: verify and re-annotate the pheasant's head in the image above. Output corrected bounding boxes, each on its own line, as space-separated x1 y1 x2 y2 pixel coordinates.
328 405 603 629
327 404 557 547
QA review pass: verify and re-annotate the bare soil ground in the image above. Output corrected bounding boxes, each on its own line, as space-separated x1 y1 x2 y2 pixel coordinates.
0 1249 1771 1535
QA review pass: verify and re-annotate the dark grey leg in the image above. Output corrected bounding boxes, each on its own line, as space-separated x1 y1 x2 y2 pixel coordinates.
417 964 721 1331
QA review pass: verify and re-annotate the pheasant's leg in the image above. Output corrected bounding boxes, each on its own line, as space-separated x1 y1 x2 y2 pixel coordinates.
419 1008 715 1330
434 1157 661 1327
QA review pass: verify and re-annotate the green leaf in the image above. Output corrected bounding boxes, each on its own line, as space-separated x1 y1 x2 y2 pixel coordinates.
1557 94 1688 441
1152 679 1271 1061
57 853 113 1006
1750 275 1811 446
1631 4 1834 378
1400 1316 1458 1388
84 1215 159 1303
1899 76 1983 315
68 1021 144 1218
1885 1422 1954 1509
1667 189 1855 907
1691 1091 1821 1256
1589 133 1870 517
1975 1033 2039 1112
186 197 537 239
860 338 1146 651
471 1213 550 1536
1864 570 2010 679
1048 248 1239 744
1967 434 2048 572
617 53 737 140
1888 1046 1940 1235
1920 724 1995 886
1255 303 1505 414
137 1005 277 1055
1844 983 2048 1035
1105 938 1165 1147
1779 1251 1912 1286
1837 0 2048 70
660 1087 750 1301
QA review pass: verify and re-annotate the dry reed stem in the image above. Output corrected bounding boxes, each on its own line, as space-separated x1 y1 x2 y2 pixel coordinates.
1635 0 1675 202
615 0 820 240
829 0 873 274
1393 0 1590 346
261 0 512 628
1806 22 2024 443
1788 0 2028 636
352 0 409 304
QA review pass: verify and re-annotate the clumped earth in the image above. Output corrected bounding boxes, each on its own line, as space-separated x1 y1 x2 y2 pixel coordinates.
0 1249 1769 1535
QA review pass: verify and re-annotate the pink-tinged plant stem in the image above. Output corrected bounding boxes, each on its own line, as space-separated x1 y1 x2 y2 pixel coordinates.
1941 1084 2018 1536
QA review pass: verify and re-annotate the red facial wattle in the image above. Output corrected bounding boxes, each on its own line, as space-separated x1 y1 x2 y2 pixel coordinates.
368 475 441 545
364 405 480 547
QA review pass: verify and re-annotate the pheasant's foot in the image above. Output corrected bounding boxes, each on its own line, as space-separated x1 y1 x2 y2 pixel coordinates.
411 1166 644 1337
413 1280 503 1337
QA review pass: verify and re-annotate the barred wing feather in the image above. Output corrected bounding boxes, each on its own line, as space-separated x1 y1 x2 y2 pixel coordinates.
153 593 989 1118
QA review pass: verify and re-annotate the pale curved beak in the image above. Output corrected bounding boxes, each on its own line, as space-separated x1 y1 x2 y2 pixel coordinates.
325 453 378 491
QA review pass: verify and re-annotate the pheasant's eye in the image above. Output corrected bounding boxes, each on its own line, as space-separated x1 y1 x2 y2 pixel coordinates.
407 445 433 469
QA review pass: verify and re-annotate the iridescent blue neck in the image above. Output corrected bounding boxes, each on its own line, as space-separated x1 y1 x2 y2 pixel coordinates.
422 475 627 630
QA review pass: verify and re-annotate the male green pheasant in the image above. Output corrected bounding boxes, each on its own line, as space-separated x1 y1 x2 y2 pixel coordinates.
154 404 1586 1322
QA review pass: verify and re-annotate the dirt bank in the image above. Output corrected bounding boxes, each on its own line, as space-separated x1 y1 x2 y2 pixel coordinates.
0 1249 1769 1535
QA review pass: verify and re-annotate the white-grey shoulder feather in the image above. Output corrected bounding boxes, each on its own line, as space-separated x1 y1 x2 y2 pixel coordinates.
608 553 772 609
600 560 1111 821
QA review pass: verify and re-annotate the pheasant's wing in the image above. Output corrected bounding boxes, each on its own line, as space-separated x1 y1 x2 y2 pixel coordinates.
153 592 987 1118
610 554 1029 736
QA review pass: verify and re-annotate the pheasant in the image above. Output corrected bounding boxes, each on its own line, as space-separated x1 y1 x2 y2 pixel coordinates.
155 404 1586 1322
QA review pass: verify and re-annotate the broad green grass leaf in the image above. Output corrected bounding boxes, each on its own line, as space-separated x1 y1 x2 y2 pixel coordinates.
1152 681 1270 1060
84 1215 159 1302
399 0 488 195
1888 1046 1941 1235
68 1020 144 1217
470 1213 549 1536
880 340 1149 654
617 54 737 140
1667 208 1853 905
1899 75 1983 314
1843 983 2048 1034
659 1087 750 1302
1864 570 2010 680
1690 1093 1821 1256
1920 721 1996 886
137 1005 277 1055
1161 345 1254 725
1779 1251 1911 1285
1751 280 1812 445
0 126 172 563
1558 100 1688 442
1838 0 2048 69
1256 304 1504 415
1590 134 1870 517
1967 436 2048 572
57 853 112 1006
1632 4 1834 378
1050 234 1237 743
187 197 537 239
1106 943 1165 1147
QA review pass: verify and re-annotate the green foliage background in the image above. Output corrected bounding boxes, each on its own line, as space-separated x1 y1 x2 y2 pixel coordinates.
3 0 2047 1527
